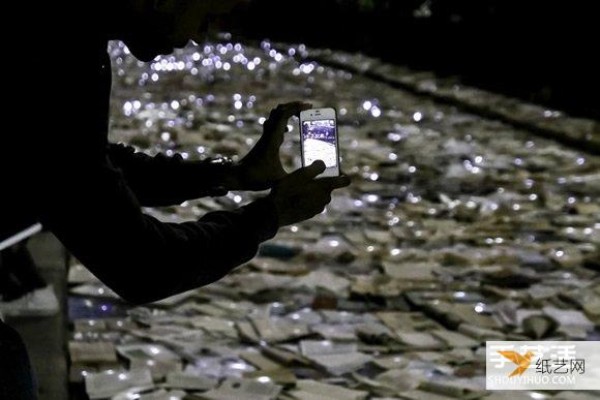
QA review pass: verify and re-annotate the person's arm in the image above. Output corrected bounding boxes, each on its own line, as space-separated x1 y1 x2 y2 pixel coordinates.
39 96 346 305
107 143 240 207
41 157 278 305
41 156 347 305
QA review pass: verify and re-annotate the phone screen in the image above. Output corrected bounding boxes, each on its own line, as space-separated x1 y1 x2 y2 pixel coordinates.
301 119 338 168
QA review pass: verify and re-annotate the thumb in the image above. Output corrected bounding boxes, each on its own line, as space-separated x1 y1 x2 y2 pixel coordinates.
286 160 326 184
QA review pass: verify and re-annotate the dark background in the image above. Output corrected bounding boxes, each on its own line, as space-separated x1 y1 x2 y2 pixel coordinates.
235 0 599 120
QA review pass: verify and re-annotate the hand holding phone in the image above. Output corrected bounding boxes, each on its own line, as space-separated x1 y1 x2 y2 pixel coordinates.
268 160 350 226
299 108 340 177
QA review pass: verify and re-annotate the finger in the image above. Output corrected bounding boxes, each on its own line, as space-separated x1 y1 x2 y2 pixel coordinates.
265 102 312 133
275 101 312 112
314 175 351 189
280 101 312 117
285 160 326 183
293 102 313 118
266 106 299 132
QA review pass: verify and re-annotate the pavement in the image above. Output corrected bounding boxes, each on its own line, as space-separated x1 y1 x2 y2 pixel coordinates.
4 233 68 400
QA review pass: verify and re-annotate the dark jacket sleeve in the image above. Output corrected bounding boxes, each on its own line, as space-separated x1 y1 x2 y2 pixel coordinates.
40 156 278 305
107 143 236 207
34 40 278 305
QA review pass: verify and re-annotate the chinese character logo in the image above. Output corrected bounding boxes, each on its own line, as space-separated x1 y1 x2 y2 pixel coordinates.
498 350 535 377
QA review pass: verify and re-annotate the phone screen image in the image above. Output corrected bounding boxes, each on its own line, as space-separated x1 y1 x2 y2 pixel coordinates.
301 119 338 168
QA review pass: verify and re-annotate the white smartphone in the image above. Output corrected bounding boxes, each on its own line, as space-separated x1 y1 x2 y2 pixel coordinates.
299 107 340 177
